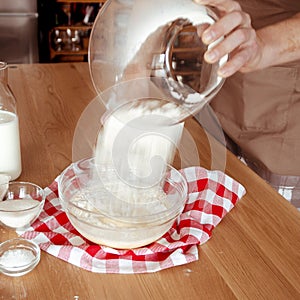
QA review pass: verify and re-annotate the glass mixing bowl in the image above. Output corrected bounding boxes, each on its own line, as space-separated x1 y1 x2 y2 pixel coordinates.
58 158 187 249
89 0 228 122
0 238 41 277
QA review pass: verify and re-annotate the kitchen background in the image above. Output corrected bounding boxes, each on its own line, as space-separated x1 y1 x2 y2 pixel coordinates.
0 0 202 92
0 0 105 64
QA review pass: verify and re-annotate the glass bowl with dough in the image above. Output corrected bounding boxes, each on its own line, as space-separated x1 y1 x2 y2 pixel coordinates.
58 158 187 249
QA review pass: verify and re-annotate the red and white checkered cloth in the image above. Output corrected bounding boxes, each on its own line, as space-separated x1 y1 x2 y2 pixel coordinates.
19 166 245 274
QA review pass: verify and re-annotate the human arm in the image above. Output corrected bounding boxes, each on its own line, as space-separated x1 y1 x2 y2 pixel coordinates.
194 0 300 77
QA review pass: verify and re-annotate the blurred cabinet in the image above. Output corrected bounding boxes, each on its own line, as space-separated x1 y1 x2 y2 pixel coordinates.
48 0 106 62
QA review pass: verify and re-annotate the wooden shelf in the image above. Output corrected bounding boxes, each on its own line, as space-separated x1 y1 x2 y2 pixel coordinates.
52 25 93 31
48 0 104 62
51 49 88 56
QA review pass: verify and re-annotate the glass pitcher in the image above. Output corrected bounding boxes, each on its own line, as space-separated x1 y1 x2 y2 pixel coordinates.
0 62 22 180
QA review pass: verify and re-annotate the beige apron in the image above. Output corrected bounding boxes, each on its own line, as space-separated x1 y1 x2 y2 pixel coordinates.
210 0 300 208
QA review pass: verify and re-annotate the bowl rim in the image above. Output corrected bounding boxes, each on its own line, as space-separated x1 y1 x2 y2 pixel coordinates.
58 158 188 224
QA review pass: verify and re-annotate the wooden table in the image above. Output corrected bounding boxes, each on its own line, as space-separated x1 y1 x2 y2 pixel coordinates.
1 63 300 300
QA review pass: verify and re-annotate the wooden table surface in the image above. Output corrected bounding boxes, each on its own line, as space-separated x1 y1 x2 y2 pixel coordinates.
1 63 300 300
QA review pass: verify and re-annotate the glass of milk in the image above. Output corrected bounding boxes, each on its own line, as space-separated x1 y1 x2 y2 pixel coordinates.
0 62 22 180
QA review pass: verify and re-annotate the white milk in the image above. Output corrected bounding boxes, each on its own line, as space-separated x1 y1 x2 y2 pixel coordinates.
0 199 41 228
0 110 22 180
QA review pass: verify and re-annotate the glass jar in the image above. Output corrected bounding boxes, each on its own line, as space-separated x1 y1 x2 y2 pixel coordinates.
0 62 22 180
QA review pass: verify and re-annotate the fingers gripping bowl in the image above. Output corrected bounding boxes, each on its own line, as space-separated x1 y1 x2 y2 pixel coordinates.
58 158 187 249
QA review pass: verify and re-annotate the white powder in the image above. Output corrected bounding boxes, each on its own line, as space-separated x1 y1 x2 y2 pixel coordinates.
68 99 185 248
0 199 41 228
94 99 184 188
0 248 35 268
93 99 184 207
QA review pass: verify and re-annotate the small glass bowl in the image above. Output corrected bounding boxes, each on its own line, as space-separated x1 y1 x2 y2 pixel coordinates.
0 181 45 230
0 238 41 277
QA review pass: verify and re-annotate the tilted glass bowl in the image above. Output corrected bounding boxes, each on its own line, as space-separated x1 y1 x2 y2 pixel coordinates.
89 0 227 122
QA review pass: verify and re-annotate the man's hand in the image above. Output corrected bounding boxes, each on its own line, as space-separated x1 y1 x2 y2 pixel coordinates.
194 0 261 77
